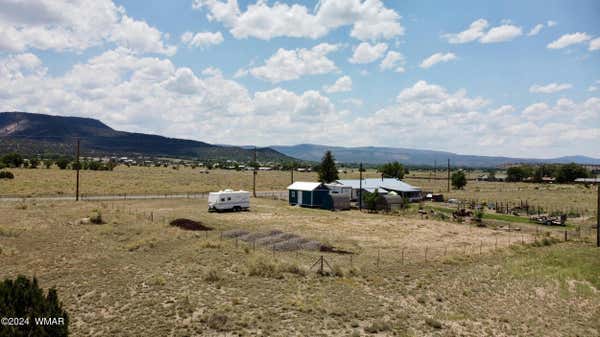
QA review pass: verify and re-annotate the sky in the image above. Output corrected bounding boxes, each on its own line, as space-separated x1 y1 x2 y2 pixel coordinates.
0 0 599 158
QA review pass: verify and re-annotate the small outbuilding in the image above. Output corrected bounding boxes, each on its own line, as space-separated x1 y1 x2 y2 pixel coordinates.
287 182 330 208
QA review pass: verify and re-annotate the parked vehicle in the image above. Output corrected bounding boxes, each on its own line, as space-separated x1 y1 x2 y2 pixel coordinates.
208 189 250 212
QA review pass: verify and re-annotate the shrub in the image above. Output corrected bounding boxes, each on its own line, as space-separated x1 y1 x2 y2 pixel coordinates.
206 312 228 330
0 153 23 168
425 318 442 329
0 276 69 336
204 268 222 283
364 320 391 333
0 171 15 179
55 158 70 170
451 170 467 189
89 210 104 224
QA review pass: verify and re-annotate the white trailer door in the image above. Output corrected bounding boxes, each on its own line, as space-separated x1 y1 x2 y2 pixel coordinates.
297 191 302 205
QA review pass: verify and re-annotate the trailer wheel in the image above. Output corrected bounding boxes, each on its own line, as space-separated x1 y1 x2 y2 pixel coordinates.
233 206 241 212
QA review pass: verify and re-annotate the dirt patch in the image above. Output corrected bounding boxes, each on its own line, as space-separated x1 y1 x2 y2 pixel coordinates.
169 218 212 231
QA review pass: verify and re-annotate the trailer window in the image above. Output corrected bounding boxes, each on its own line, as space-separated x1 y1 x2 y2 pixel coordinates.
291 191 296 197
227 197 231 201
221 198 225 202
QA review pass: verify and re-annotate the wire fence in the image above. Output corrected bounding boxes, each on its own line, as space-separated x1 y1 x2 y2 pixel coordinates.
0 190 289 202
110 204 597 275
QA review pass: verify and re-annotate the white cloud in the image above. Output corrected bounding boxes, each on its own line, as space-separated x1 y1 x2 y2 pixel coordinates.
0 0 175 55
419 52 456 68
547 20 557 27
110 15 177 56
589 37 600 51
529 83 572 94
249 43 339 83
444 19 522 44
181 31 224 49
0 47 353 145
349 42 388 64
547 32 592 49
350 81 600 156
342 98 363 107
527 24 544 36
2 50 598 157
444 19 488 44
379 51 405 72
324 76 352 93
479 24 522 43
521 98 600 125
193 0 404 41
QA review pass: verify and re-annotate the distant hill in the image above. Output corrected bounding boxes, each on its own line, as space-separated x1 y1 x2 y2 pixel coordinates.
271 144 600 168
0 112 293 162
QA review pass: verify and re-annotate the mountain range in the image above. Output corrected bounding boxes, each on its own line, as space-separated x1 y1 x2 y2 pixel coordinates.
270 144 600 167
1 112 598 167
0 112 291 162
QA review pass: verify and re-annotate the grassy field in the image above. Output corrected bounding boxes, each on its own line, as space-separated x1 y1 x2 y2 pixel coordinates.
1 197 598 336
404 172 597 218
1 167 597 219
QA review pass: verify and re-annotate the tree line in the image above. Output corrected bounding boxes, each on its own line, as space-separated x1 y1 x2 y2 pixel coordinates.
0 152 116 171
505 163 590 183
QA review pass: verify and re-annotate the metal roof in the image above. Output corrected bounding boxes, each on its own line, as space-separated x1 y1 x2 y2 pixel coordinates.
287 181 326 191
575 178 600 183
336 178 421 192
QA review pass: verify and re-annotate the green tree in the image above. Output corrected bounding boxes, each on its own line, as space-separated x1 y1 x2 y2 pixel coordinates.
506 166 533 182
555 163 589 183
318 151 339 183
451 170 467 189
43 159 53 169
55 158 70 170
378 161 405 179
362 189 383 211
0 276 69 336
1 153 24 168
29 158 39 169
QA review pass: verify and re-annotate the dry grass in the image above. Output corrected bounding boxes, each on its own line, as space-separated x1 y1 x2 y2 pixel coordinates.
1 197 598 336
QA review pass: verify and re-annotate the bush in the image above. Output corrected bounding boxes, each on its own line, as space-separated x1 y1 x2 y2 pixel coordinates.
0 171 14 179
55 158 70 170
0 276 69 336
206 312 228 330
451 171 467 189
89 210 103 224
0 153 23 168
204 268 222 283
364 320 391 333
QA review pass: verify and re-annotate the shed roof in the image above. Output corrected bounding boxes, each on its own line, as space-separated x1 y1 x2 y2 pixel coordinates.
287 181 327 191
336 178 421 192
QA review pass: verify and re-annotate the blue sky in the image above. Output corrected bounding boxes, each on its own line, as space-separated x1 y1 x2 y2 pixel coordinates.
1 0 599 158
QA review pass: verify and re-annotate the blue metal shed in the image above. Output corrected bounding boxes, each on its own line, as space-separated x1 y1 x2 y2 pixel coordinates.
287 182 331 208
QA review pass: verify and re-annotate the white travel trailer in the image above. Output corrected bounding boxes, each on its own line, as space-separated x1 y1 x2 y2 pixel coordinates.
208 189 250 212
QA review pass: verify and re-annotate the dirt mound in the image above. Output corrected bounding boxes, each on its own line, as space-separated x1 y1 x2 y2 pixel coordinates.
169 218 212 231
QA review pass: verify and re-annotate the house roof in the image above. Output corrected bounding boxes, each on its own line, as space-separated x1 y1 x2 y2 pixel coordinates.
336 178 421 192
287 181 326 191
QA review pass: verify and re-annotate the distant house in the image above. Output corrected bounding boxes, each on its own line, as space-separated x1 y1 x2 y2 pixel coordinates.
336 178 422 202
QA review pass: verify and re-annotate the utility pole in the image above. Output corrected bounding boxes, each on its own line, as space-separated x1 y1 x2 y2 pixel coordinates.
434 160 437 180
597 183 599 247
359 162 363 211
75 137 80 201
252 147 257 197
291 164 294 184
447 158 450 193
